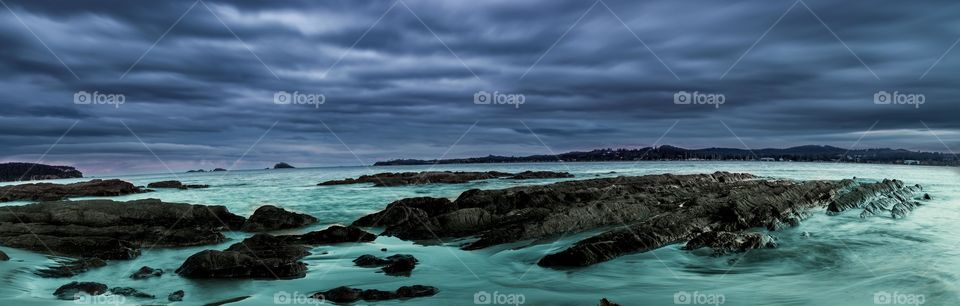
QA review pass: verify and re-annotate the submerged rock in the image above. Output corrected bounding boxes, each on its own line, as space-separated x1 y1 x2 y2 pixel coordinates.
240 205 318 232
109 287 154 298
0 179 146 202
53 281 107 300
168 290 185 302
351 172 926 268
130 266 163 280
0 199 246 260
204 296 251 306
352 254 418 276
312 285 438 303
36 258 107 278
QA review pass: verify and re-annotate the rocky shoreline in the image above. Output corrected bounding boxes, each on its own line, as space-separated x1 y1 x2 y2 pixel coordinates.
0 171 933 304
351 172 929 267
318 170 574 187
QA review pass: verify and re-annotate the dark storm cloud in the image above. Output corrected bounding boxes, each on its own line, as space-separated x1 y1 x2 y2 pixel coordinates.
1 0 958 174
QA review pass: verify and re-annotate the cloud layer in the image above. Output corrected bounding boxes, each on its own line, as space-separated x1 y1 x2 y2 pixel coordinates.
1 0 958 174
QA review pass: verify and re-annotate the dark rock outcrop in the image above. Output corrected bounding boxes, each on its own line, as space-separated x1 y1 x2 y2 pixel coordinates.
0 250 7 261
274 162 295 169
36 258 106 278
53 281 107 300
0 162 83 182
109 287 154 298
204 296 251 306
0 179 146 202
147 180 209 189
168 290 185 302
176 234 309 279
212 168 228 172
280 225 376 245
313 285 438 303
507 171 574 179
599 298 621 306
130 266 163 279
319 171 513 187
241 205 318 232
0 199 246 260
352 254 418 276
351 172 926 268
176 226 376 279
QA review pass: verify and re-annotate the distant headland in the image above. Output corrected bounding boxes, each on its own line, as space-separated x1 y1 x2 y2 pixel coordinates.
374 145 958 166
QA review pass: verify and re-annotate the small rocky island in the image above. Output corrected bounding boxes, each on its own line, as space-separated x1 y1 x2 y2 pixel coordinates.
0 162 83 182
273 162 296 169
318 170 574 187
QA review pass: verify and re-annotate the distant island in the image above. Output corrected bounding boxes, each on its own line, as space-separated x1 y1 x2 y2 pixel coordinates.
374 145 958 166
0 162 84 182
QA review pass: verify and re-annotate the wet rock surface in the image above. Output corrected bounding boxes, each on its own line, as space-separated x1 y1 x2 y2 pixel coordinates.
109 287 155 298
351 172 927 268
0 179 146 202
319 170 573 187
146 180 209 189
683 231 778 255
312 285 438 303
352 254 418 276
36 258 107 278
240 205 318 232
53 281 107 300
0 250 8 261
130 266 163 279
0 199 246 259
177 226 376 279
168 290 185 301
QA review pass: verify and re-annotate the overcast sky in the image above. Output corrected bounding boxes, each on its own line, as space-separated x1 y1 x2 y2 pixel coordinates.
1 0 958 175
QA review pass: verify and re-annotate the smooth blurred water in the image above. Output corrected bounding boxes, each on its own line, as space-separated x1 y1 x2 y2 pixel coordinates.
1 161 959 305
